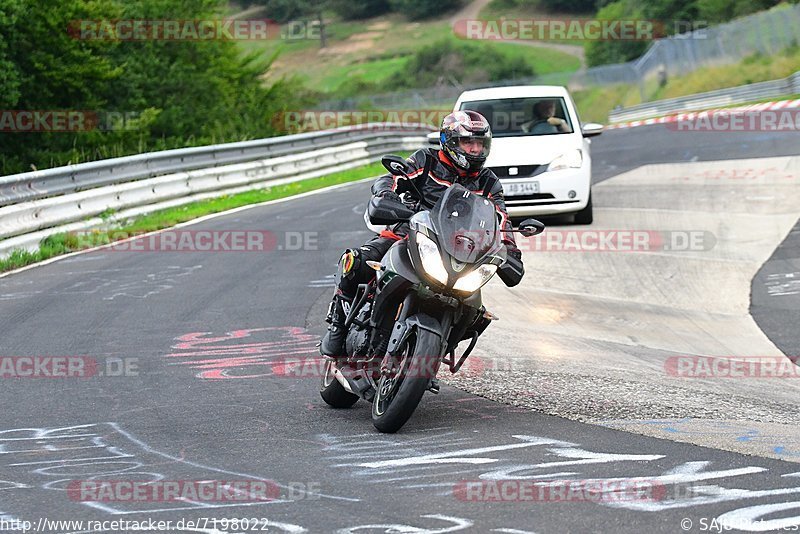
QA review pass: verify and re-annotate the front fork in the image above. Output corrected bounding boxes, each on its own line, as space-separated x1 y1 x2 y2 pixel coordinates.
381 292 458 382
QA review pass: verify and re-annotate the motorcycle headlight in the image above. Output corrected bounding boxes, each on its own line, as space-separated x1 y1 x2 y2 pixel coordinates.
548 149 583 171
453 264 498 293
416 232 448 285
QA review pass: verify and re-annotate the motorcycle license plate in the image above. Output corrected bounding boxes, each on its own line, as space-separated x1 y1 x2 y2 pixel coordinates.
505 182 540 196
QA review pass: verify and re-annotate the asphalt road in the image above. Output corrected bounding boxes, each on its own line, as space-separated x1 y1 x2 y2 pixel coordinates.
0 126 799 533
592 124 800 360
591 125 800 184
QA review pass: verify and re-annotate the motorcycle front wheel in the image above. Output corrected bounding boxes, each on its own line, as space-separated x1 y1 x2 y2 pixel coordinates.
372 328 440 433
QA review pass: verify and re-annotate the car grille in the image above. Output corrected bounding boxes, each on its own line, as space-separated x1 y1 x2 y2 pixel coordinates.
505 193 555 202
491 165 544 178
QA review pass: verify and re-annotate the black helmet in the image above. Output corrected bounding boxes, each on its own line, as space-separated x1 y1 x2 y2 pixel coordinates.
440 110 492 173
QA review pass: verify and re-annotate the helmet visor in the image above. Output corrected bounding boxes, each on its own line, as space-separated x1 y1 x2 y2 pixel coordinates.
455 135 491 160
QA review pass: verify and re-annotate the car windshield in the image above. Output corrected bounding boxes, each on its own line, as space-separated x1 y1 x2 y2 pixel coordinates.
460 97 574 137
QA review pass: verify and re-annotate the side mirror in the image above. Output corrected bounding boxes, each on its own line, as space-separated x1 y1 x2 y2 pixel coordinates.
426 131 440 146
518 218 545 237
367 194 414 225
381 155 412 176
581 123 604 138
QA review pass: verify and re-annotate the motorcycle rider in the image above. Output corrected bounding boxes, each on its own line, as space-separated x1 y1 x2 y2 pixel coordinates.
320 110 523 358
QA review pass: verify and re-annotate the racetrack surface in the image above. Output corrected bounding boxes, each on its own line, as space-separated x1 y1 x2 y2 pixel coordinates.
1 126 799 532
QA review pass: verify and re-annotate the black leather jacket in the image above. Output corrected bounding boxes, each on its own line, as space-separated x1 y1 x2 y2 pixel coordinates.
371 148 518 251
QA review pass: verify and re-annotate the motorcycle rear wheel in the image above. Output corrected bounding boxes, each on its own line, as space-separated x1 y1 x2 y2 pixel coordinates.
372 329 439 433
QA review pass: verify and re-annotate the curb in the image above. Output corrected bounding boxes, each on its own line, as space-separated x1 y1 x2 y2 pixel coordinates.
607 98 800 130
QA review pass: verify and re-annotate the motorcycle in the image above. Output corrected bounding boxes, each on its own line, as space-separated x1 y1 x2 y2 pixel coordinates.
320 155 544 433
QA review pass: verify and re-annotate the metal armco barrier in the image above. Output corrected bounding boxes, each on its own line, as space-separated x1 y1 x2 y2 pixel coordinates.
608 71 800 123
0 124 433 258
0 124 432 207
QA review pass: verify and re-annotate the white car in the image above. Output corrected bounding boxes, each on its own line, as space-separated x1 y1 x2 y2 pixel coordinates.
433 86 603 224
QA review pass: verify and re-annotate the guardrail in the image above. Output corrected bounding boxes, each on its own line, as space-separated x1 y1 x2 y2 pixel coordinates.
0 125 435 207
608 71 800 123
0 124 434 258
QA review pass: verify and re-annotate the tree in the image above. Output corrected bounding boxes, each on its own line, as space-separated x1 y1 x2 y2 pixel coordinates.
697 0 783 23
0 0 315 175
584 0 648 66
0 0 124 172
537 0 597 14
389 0 462 21
0 0 22 109
329 0 391 20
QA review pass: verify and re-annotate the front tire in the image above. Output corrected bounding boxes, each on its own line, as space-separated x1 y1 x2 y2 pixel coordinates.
320 359 359 408
574 192 593 225
372 329 440 433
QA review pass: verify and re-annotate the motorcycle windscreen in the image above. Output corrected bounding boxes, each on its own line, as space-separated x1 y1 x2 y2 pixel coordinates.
430 183 501 264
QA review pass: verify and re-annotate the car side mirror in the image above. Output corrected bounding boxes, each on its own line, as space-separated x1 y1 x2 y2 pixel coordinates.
582 123 604 138
381 155 412 176
518 218 545 237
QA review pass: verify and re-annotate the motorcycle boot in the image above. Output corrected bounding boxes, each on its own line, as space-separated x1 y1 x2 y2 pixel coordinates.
320 248 363 358
320 292 351 358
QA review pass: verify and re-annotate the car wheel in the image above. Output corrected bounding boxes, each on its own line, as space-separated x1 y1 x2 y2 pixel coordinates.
574 192 593 225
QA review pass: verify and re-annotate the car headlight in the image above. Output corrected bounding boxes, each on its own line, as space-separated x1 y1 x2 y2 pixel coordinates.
548 149 583 171
453 264 498 293
417 232 448 285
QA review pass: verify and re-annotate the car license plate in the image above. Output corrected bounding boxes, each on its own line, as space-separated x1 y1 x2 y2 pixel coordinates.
505 182 540 196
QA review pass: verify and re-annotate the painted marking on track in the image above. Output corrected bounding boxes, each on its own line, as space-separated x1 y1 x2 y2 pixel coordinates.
308 274 336 288
0 265 202 301
766 271 800 297
165 327 320 379
0 421 356 521
335 514 473 534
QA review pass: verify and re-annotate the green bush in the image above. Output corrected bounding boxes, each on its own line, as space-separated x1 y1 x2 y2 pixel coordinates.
400 38 535 87
389 0 463 21
536 0 597 14
584 0 648 67
329 0 392 20
697 0 784 24
251 0 392 22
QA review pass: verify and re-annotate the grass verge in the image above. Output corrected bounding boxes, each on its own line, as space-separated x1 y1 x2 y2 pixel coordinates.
0 157 406 274
573 46 800 124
